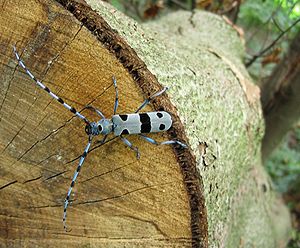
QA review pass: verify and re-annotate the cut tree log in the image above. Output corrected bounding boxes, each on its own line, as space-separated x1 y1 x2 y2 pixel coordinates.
0 1 205 247
0 0 291 247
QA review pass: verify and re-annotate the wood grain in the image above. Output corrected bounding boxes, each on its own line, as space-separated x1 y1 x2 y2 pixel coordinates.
0 0 206 247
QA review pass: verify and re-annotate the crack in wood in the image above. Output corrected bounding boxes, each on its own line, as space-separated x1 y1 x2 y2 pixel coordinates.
34 112 50 129
27 181 177 209
6 81 115 172
80 162 135 184
23 175 42 184
42 24 83 80
0 180 18 190
44 170 68 181
0 64 18 123
49 231 192 241
119 214 169 237
39 25 84 112
75 181 177 206
2 124 25 153
64 135 118 165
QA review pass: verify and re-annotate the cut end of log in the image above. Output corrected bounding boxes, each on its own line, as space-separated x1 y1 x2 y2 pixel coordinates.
0 0 207 247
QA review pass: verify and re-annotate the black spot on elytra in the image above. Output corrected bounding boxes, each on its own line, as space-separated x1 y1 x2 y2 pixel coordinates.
140 113 151 133
98 125 103 132
119 114 128 121
159 124 165 130
157 112 163 118
121 129 129 135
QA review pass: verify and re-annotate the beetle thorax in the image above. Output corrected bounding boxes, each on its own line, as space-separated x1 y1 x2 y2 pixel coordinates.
85 119 113 136
98 119 113 135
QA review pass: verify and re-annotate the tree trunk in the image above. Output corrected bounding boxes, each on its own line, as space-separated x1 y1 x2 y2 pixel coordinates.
261 31 300 161
0 0 291 247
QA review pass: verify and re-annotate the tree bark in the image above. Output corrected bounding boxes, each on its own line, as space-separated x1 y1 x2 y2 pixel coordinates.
0 0 291 247
261 31 300 161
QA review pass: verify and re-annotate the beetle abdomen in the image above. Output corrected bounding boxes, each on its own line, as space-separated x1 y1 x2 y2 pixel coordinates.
112 111 172 136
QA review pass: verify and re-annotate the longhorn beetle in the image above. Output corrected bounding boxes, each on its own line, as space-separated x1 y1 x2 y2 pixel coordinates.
13 46 187 231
